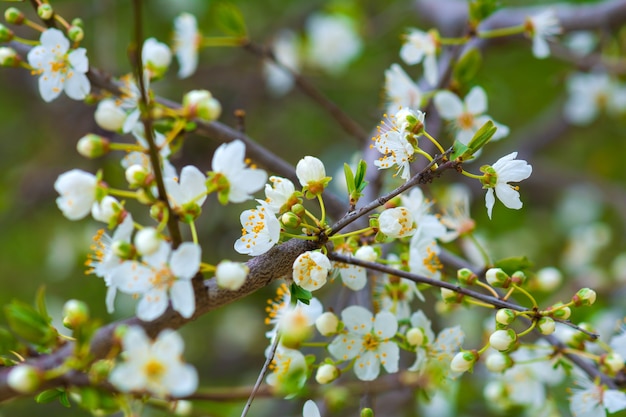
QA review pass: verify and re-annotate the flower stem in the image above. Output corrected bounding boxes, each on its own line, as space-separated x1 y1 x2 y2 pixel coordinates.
478 25 525 39
423 130 447 155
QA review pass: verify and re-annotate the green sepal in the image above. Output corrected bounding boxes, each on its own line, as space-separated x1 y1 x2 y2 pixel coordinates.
0 326 18 354
453 47 482 86
212 2 248 39
290 283 312 305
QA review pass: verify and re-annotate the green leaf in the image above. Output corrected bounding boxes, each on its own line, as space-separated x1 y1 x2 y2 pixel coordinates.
36 389 65 404
493 256 533 276
290 283 312 305
35 286 51 323
450 140 471 161
453 47 482 86
467 120 497 153
468 0 501 25
354 159 368 192
213 2 247 38
343 163 355 194
5 300 58 346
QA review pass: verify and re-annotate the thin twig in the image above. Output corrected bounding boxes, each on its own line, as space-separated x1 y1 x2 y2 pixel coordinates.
240 334 280 417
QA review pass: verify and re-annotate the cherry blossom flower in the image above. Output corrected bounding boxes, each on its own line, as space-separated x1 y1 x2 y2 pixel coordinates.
526 9 561 59
87 214 134 313
164 165 207 219
569 370 626 417
409 227 443 280
264 30 300 96
234 201 281 256
378 207 415 238
142 37 171 79
482 152 532 219
564 72 624 126
109 327 198 398
173 12 200 79
264 176 298 214
111 242 201 321
295 156 330 198
209 139 267 204
94 99 127 132
384 63 423 114
401 187 446 239
400 28 438 86
54 169 98 220
408 310 464 374
328 305 399 381
293 251 332 291
434 86 509 146
27 28 90 102
305 13 362 75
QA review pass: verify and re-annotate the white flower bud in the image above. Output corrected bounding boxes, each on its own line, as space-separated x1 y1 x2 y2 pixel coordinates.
112 240 134 259
573 288 597 307
62 299 90 329
279 308 313 349
485 352 511 373
183 90 222 121
378 207 415 238
125 164 150 188
406 327 424 347
450 351 477 373
215 261 249 291
548 302 571 320
7 365 41 393
91 195 121 224
173 400 193 416
37 4 53 20
486 268 510 288
0 46 18 66
495 309 516 326
94 99 127 132
538 317 555 335
296 156 326 186
489 329 517 352
315 311 339 336
355 245 377 262
602 352 625 374
77 133 109 159
134 227 161 255
441 287 461 304
142 37 172 78
536 266 562 291
315 363 340 384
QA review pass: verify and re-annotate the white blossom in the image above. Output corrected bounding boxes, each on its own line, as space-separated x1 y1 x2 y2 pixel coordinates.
54 169 98 220
483 152 532 219
173 12 200 78
264 176 297 213
142 37 172 79
305 13 362 75
384 63 422 114
234 201 281 256
27 28 90 102
293 251 332 291
164 165 207 216
211 140 267 203
379 207 415 238
264 30 300 95
400 28 438 86
527 9 561 59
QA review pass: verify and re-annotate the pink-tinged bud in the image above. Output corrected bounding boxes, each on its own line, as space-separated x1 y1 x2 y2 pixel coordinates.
572 288 596 307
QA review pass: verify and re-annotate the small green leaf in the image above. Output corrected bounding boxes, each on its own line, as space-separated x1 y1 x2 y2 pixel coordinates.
354 159 368 191
468 0 501 25
467 120 497 153
5 300 58 346
453 47 482 86
290 283 312 305
450 140 471 161
493 256 533 276
213 2 247 38
35 286 51 323
343 163 356 194
36 388 65 404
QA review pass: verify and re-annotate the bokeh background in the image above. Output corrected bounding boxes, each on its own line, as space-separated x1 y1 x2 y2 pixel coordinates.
1 0 625 416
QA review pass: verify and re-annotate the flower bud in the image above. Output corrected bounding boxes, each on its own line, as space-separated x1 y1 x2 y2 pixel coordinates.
441 287 463 304
173 400 193 416
572 288 597 307
538 317 555 335
486 268 510 288
360 408 374 417
89 359 114 383
486 352 512 373
95 99 126 132
355 245 377 262
111 240 134 259
457 268 477 285
0 24 14 42
62 299 90 329
601 352 625 374
315 363 340 384
279 308 313 349
183 90 222 121
547 302 571 320
142 38 172 79
71 18 84 28
450 350 477 373
296 156 330 198
280 211 301 229
134 227 161 255
68 25 84 42
536 266 562 291
77 134 110 158
315 312 339 336
4 8 24 25
483 380 508 403
125 164 151 188
511 271 526 286
489 329 517 352
495 309 516 326
406 327 424 347
0 47 19 67
215 261 249 291
37 4 53 20
7 365 41 393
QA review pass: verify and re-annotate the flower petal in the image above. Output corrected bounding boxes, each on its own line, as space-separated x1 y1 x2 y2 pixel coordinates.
170 242 201 280
434 91 464 120
485 188 496 219
170 280 195 318
465 86 487 115
341 305 372 336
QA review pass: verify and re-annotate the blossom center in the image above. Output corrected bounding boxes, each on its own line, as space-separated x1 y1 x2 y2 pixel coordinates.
144 358 165 380
458 112 475 130
150 267 176 289
362 333 380 351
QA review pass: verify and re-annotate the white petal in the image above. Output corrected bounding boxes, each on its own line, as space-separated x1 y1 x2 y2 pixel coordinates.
465 86 488 115
341 305 372 336
373 311 398 338
485 188 495 219
110 262 154 294
328 333 361 360
378 340 400 373
354 351 380 381
165 363 198 397
39 72 63 102
212 140 245 173
68 48 89 73
170 243 201 280
228 168 267 203
533 36 550 59
137 289 169 321
604 390 626 413
434 91 464 120
423 54 438 86
64 72 90 100
179 165 207 205
303 400 321 417
170 280 195 318
153 328 184 358
41 28 70 53
494 184 523 210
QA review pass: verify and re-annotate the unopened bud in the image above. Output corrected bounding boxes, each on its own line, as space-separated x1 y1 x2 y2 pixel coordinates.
406 327 424 347
536 266 562 291
279 309 312 349
111 240 134 259
486 268 510 288
538 317 555 335
489 329 517 352
486 352 512 373
355 245 377 262
68 25 84 42
62 299 90 329
0 47 19 67
315 363 340 384
77 134 110 158
360 408 374 417
183 90 222 121
280 212 301 229
495 309 516 326
441 287 463 304
4 8 24 25
215 260 248 291
315 312 339 336
457 268 477 285
0 24 14 42
173 400 193 416
89 359 114 383
601 352 625 374
572 288 596 307
7 365 41 393
450 350 477 373
95 99 126 132
547 302 571 320
511 271 526 286
125 164 150 188
134 227 160 255
37 4 53 20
